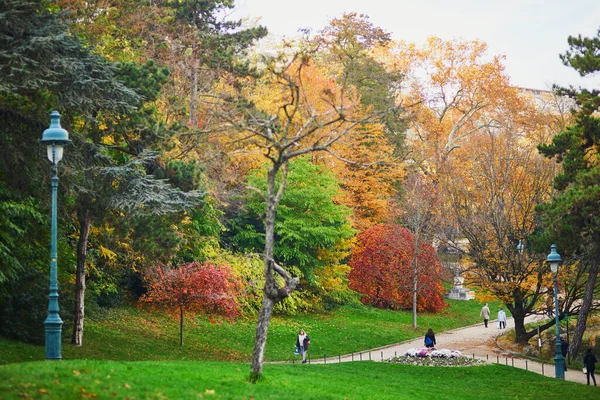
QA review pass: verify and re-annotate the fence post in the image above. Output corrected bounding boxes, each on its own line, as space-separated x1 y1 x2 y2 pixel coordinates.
526 360 528 371
352 352 354 362
486 354 489 361
369 352 371 361
497 355 499 364
542 363 544 376
339 354 341 363
511 358 514 367
360 352 363 361
381 351 383 362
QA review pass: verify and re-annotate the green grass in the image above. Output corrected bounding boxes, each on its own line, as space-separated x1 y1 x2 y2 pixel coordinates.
0 298 502 365
1 299 588 399
0 359 596 399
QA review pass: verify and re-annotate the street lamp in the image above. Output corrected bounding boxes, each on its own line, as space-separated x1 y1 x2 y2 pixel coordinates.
40 111 71 360
517 240 524 254
546 244 564 379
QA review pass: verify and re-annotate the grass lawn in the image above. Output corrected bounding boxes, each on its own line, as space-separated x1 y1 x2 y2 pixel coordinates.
0 359 596 400
0 298 503 365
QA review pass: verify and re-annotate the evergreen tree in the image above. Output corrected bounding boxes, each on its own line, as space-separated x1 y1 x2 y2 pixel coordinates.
538 27 600 359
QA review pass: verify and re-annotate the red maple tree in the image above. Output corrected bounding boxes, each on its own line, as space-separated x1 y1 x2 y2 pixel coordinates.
140 261 242 346
348 224 446 312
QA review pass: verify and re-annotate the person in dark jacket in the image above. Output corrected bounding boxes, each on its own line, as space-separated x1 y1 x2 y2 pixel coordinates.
584 348 597 386
424 328 436 348
296 329 310 364
560 337 569 371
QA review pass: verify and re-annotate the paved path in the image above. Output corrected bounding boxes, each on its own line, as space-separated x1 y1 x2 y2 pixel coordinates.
307 316 594 386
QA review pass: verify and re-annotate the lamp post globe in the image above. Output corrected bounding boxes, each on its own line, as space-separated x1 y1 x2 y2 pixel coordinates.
40 111 71 360
517 240 524 254
546 244 564 379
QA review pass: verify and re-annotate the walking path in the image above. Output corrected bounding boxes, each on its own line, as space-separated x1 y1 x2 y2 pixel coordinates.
307 315 592 385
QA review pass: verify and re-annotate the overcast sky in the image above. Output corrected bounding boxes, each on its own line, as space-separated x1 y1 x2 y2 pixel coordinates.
234 0 599 91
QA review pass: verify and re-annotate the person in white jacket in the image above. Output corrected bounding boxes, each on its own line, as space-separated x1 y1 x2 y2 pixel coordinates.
498 307 507 329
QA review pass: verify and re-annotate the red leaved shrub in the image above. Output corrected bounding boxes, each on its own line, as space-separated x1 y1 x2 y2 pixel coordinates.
348 224 446 312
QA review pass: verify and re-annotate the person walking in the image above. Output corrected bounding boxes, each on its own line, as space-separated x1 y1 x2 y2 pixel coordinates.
560 337 569 371
497 307 507 329
296 329 310 364
480 303 491 328
424 328 436 349
583 348 597 386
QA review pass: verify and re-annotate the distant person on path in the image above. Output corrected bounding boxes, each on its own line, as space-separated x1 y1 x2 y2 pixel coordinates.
497 307 507 329
424 328 436 349
560 337 569 371
296 329 310 364
480 303 491 328
584 348 597 386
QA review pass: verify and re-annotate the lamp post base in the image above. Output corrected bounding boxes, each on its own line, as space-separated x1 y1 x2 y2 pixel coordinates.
45 316 63 360
554 353 565 379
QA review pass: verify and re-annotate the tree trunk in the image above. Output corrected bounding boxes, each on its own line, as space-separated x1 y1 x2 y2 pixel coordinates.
512 309 528 344
71 209 91 346
189 40 199 128
180 306 184 347
510 295 557 344
250 165 290 381
509 290 534 344
412 253 418 329
569 257 599 359
250 293 276 378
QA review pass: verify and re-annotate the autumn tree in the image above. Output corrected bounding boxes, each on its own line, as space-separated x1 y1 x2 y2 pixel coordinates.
392 37 521 176
65 58 215 347
537 27 600 357
157 0 267 129
214 48 392 378
310 13 406 229
348 224 446 312
448 112 558 343
140 261 241 346
399 172 442 328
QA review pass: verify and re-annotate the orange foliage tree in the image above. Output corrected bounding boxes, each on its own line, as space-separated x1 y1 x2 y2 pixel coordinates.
382 37 522 176
445 116 557 343
140 261 241 346
310 13 406 230
348 224 446 312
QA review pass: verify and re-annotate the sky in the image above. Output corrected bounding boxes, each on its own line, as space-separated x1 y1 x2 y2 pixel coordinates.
233 0 599 91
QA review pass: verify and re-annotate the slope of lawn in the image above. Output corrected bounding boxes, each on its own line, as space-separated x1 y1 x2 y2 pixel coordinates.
0 359 596 400
0 298 504 365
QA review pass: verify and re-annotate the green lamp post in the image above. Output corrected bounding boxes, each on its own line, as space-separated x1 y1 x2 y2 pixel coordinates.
40 111 71 360
546 244 564 379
